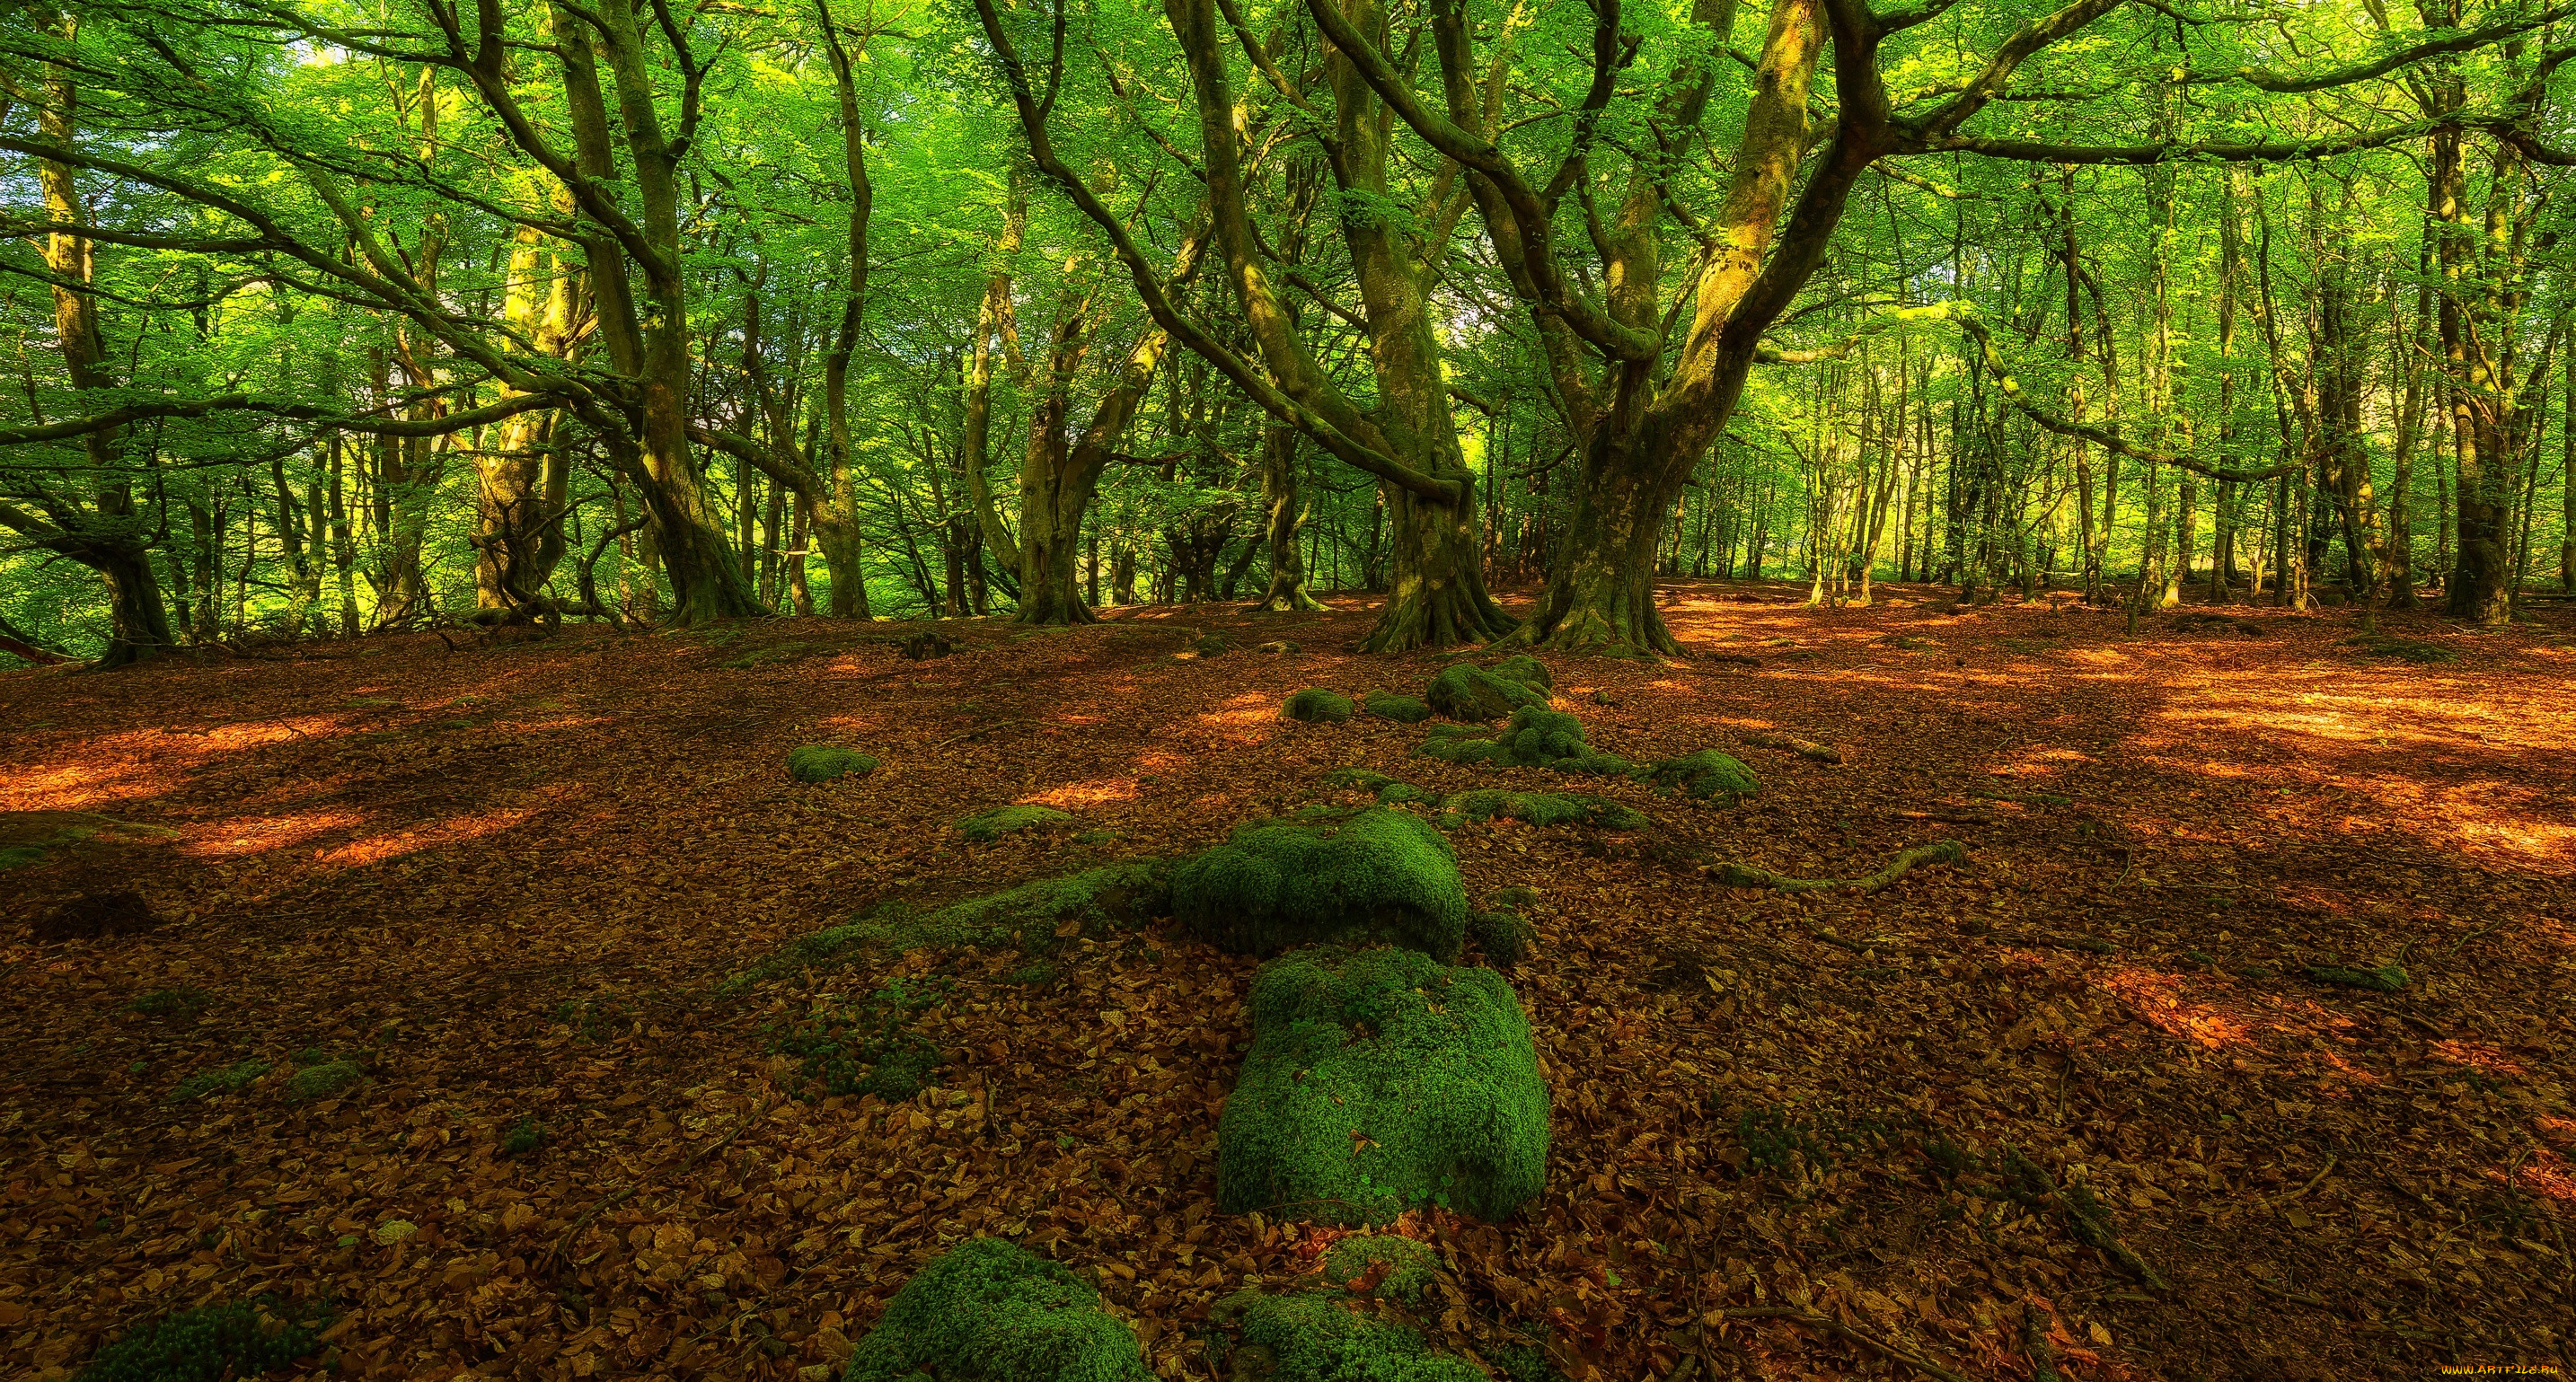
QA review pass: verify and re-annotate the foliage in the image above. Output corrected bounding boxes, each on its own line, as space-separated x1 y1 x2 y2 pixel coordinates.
73 1298 331 1382
1218 946 1549 1225
1170 810 1469 960
841 1237 1148 1382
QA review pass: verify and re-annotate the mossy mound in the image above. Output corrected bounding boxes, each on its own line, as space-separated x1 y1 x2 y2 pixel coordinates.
1221 1291 1483 1382
1320 1235 1442 1302
284 1061 364 1104
1424 662 1549 722
1466 909 1535 965
1218 946 1548 1224
842 1237 1148 1382
958 805 1075 841
1362 691 1433 724
75 1297 332 1382
171 1061 270 1103
1645 750 1760 801
728 863 1169 990
772 975 950 1100
1195 633 1235 656
1171 809 1468 961
1320 768 1398 794
1284 689 1354 724
2343 634 2457 665
1439 788 1645 832
788 745 878 783
1416 707 1631 776
2309 961 2409 991
1485 656 1552 691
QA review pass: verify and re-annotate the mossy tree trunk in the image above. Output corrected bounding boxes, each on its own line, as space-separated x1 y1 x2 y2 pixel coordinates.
1253 426 1326 612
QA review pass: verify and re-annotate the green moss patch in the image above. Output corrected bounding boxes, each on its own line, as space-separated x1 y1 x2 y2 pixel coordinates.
1486 656 1552 691
284 1061 364 1104
787 745 877 783
2309 961 2409 991
770 976 951 1101
1645 750 1760 801
1320 768 1398 794
957 805 1075 841
1171 809 1468 961
1218 946 1548 1224
725 862 1170 990
129 988 215 1021
171 1061 271 1103
1439 788 1645 832
1221 1291 1483 1381
1416 707 1632 776
0 811 178 872
1321 1235 1442 1302
75 1296 332 1382
1466 909 1536 965
2343 634 2457 665
842 1237 1148 1382
1424 662 1550 722
1362 691 1433 724
1284 689 1354 724
1194 633 1235 656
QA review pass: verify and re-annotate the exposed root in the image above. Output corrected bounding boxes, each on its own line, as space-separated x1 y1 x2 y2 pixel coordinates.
2004 1144 2172 1293
1740 730 1842 762
1711 1306 1974 1382
1710 841 1967 895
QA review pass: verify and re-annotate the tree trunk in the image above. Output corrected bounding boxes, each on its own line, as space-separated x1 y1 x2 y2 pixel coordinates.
1253 425 1326 612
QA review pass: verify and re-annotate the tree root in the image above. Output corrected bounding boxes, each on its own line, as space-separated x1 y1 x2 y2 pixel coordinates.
1712 841 1967 894
2004 1145 2172 1292
1739 730 1843 762
2020 1306 2064 1382
1710 1306 1973 1382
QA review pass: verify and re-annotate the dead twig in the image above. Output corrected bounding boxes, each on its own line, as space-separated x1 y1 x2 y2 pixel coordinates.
1711 1307 1972 1382
1712 841 1967 895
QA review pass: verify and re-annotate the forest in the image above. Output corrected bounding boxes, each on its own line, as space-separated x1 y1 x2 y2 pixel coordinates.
3 0 2574 1378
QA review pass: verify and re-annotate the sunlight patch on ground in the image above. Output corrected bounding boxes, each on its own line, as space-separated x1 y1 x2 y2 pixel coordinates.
313 807 538 867
2428 1040 2529 1078
1195 691 1285 731
2091 968 2255 1051
187 809 367 858
1026 779 1141 807
2497 1147 2576 1209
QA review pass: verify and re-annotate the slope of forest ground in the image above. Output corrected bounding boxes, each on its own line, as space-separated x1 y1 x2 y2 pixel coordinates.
4 582 2572 1382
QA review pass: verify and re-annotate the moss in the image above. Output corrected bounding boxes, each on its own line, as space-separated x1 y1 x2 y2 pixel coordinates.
0 845 45 869
75 1297 331 1382
1466 910 1535 965
957 805 1074 841
171 1061 270 1102
1284 689 1354 724
841 1237 1148 1382
1423 662 1549 722
2343 634 2457 665
723 641 823 669
285 1061 364 1104
500 1115 546 1156
788 745 878 783
1645 750 1760 802
1362 691 1433 724
1416 707 1631 776
128 988 214 1020
1218 946 1548 1224
1321 768 1398 794
727 863 1170 990
1440 789 1645 832
2309 961 2409 991
771 976 951 1101
1195 633 1235 656
1222 1291 1485 1382
1170 809 1469 961
1376 782 1442 807
1485 656 1553 691
1321 1236 1442 1303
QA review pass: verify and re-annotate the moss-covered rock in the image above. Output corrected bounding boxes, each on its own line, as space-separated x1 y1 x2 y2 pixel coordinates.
1416 707 1632 776
1171 810 1469 961
958 805 1075 841
1362 691 1433 724
1440 789 1645 831
842 1237 1148 1382
788 745 878 783
1466 910 1535 966
1222 1291 1483 1382
1485 656 1553 691
1218 946 1548 1224
1195 633 1235 656
1320 768 1398 794
1284 689 1354 724
1645 750 1760 801
1423 663 1549 722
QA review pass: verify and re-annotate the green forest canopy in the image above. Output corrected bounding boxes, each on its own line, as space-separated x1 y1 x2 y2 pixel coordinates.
2 0 2571 663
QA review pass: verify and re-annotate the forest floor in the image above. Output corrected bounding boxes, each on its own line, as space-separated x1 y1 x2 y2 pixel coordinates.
4 581 2573 1382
